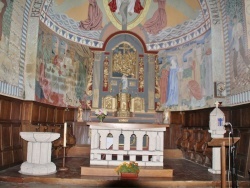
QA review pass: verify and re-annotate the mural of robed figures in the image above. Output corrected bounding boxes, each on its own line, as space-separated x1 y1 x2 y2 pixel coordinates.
141 0 167 35
225 0 250 94
35 28 88 107
158 31 213 110
165 56 179 107
0 0 7 40
79 0 103 30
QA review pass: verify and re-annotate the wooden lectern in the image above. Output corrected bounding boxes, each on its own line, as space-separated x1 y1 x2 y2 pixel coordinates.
208 137 240 188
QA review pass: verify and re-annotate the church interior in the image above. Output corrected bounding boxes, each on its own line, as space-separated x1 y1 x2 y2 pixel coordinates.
0 0 250 187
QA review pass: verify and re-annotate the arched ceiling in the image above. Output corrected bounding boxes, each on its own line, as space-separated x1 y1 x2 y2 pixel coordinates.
39 0 210 51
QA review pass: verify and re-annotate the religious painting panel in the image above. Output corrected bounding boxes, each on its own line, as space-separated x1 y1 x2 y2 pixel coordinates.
102 95 117 112
0 0 30 98
35 25 90 107
157 30 213 110
130 97 145 113
225 0 250 95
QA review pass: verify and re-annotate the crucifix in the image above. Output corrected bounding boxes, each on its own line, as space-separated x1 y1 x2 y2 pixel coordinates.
119 0 130 30
118 42 131 54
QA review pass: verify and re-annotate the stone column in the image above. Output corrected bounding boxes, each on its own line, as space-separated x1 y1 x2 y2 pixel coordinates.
123 131 133 150
92 52 103 108
24 8 40 100
135 131 145 151
208 147 221 174
147 132 157 151
147 54 156 112
111 130 121 150
99 130 109 149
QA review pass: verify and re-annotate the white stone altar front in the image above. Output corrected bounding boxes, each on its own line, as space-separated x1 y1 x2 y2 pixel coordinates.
19 132 60 175
88 122 168 167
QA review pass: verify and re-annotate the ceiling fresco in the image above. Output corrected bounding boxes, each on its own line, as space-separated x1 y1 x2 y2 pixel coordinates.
40 0 210 50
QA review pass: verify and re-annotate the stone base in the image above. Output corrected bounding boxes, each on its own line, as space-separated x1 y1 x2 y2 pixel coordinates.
19 162 57 176
81 166 173 177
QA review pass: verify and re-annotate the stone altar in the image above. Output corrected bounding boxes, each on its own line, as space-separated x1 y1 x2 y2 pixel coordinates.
88 122 168 167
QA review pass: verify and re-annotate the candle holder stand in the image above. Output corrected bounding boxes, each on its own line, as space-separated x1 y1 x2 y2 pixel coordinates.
58 146 69 171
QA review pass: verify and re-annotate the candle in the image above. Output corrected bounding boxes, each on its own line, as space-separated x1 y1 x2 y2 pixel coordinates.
63 122 67 147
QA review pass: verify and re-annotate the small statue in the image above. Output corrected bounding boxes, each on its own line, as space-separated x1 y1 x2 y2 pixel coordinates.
163 108 170 124
77 105 83 122
121 74 128 92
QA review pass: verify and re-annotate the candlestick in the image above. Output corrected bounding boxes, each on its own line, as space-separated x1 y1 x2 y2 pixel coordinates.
58 146 69 171
63 122 67 147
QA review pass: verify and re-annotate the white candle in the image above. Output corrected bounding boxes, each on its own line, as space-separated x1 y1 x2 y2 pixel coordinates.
63 122 67 147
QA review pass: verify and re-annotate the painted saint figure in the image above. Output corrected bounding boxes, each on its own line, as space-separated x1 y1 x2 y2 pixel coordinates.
79 0 103 30
230 15 250 79
166 57 178 106
0 0 7 40
142 0 167 35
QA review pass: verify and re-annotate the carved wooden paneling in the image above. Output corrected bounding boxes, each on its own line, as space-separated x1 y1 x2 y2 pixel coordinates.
164 124 182 149
2 150 13 166
13 149 23 164
12 124 22 149
221 107 231 123
47 107 55 123
65 109 75 122
1 124 12 151
11 101 22 121
31 103 40 122
55 108 65 124
39 105 47 122
0 150 2 166
170 112 182 124
231 108 241 127
236 130 250 177
242 107 250 127
0 99 11 121
22 102 33 121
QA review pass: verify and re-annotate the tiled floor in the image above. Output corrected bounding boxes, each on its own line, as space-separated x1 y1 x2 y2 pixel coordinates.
0 157 249 187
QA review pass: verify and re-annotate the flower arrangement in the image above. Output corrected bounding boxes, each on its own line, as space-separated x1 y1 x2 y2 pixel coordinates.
115 161 140 175
95 108 108 122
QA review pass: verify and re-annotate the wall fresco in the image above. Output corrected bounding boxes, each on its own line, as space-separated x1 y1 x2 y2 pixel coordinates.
0 0 26 97
158 30 213 110
35 25 89 107
40 0 206 50
225 0 250 96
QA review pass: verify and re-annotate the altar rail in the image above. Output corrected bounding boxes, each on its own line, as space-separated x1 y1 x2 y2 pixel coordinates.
88 122 168 167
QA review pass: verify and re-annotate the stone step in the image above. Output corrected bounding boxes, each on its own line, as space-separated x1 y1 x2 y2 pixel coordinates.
90 116 159 124
81 166 173 177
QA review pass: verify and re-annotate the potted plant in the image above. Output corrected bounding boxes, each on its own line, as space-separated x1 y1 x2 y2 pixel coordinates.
94 108 108 122
115 161 140 179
